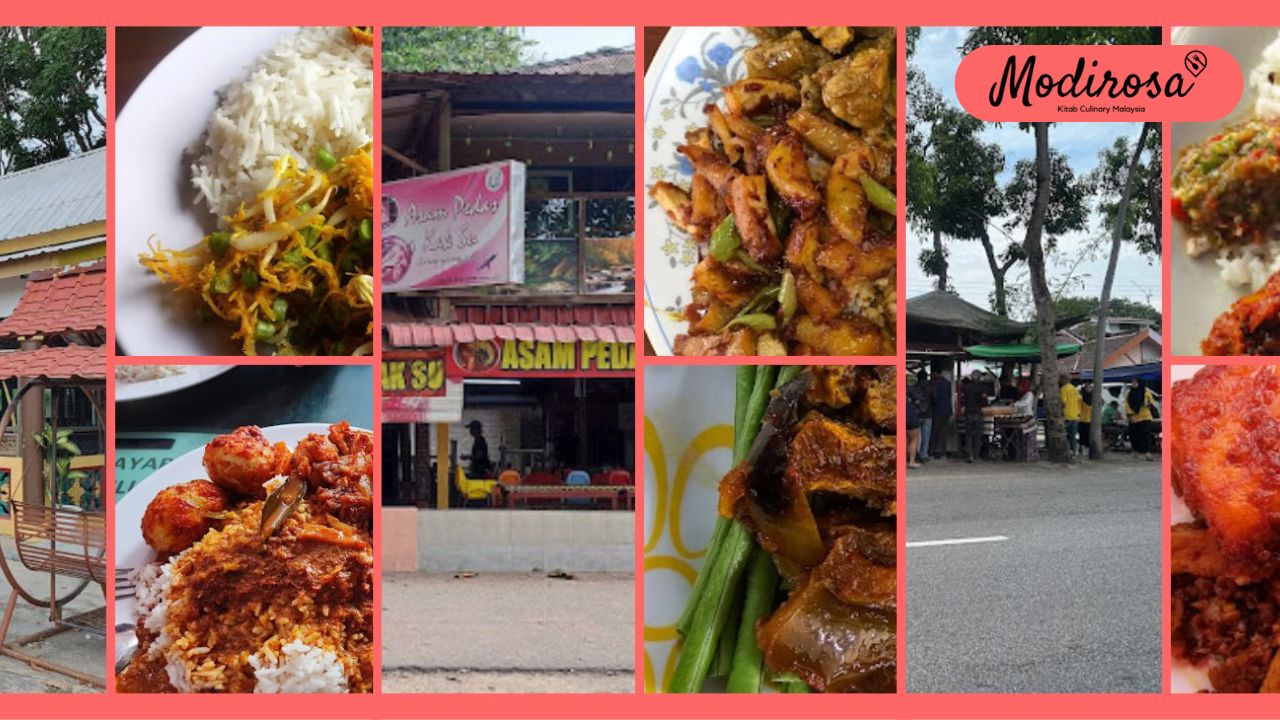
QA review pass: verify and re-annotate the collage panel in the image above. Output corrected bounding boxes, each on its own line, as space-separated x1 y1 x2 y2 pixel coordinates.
114 26 373 357
904 26 1163 693
378 26 637 693
642 364 898 693
1167 365 1280 694
0 26 106 692
642 26 898 357
1170 27 1280 357
114 364 374 693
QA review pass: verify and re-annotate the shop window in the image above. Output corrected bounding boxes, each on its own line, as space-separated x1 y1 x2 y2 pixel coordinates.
524 197 580 295
584 197 635 294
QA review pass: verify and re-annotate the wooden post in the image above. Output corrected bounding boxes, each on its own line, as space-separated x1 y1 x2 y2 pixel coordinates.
435 422 450 510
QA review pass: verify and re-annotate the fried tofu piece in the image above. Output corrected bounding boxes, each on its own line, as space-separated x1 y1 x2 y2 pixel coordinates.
689 173 726 229
673 328 757 356
765 132 821 218
680 144 739 195
691 257 756 309
727 175 783 264
722 78 801 117
1171 365 1280 568
788 412 895 506
649 181 696 234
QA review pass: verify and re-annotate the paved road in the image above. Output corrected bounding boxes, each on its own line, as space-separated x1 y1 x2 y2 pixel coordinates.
906 457 1162 693
382 571 634 693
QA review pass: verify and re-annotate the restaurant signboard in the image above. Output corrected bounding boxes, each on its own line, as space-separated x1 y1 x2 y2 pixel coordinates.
448 338 634 377
382 350 462 423
381 160 526 291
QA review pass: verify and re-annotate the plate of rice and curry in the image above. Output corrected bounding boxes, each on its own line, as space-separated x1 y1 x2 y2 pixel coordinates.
644 27 897 356
115 422 373 693
114 27 374 356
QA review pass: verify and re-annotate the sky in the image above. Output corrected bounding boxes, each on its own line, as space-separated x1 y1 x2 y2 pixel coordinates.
522 27 636 61
906 27 1162 320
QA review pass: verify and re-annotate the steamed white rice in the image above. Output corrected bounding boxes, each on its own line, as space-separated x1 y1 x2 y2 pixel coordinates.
1212 32 1280 289
249 640 348 693
190 26 372 222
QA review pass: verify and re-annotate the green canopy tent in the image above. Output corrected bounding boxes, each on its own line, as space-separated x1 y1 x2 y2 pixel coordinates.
965 342 1082 360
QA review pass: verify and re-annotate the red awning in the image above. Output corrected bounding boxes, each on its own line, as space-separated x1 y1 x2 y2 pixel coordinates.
0 261 106 340
384 321 635 349
0 344 105 382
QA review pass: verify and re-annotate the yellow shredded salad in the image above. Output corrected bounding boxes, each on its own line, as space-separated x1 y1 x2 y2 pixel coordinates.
141 146 374 356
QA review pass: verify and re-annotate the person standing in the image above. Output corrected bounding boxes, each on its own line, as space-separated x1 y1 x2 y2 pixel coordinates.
916 369 933 461
929 369 953 460
961 370 988 463
906 376 923 468
1078 380 1093 458
1059 375 1083 461
1126 378 1157 462
461 419 493 477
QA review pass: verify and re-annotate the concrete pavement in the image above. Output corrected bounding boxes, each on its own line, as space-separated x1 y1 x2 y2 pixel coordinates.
381 571 634 693
905 456 1161 693
0 537 104 692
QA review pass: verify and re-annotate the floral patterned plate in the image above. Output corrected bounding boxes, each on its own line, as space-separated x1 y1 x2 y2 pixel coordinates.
643 27 755 355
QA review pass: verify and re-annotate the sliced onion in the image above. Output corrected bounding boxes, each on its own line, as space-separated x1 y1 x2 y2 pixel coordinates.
231 187 334 252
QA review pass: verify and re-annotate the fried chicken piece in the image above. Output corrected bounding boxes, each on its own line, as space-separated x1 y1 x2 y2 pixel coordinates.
203 426 290 498
1171 523 1233 578
290 422 374 530
673 329 757 356
141 479 229 555
1171 365 1280 568
1203 271 1280 355
727 175 783 264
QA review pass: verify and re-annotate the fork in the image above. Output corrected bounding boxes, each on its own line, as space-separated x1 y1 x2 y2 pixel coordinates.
115 566 136 599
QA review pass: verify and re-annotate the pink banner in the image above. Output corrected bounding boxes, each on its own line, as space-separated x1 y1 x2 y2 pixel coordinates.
955 45 1241 122
381 160 526 291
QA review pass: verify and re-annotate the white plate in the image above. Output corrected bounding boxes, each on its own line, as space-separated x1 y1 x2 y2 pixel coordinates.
1170 28 1277 356
114 27 297 357
642 365 735 691
114 365 233 402
1167 363 1210 693
642 27 756 355
113 422 332 665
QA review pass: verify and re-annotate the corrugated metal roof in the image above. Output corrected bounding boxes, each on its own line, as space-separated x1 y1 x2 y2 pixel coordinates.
0 148 106 244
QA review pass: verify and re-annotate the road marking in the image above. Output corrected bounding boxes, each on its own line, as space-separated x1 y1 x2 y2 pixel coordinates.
906 535 1009 548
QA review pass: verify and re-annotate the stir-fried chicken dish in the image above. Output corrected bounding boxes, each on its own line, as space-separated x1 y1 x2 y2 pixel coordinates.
650 27 897 356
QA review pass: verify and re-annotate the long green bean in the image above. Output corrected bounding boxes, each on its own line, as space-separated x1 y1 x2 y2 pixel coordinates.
859 175 897 216
725 545 779 692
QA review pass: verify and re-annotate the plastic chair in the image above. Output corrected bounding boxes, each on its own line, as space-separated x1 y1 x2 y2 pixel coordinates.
498 469 521 486
564 470 591 507
454 467 498 507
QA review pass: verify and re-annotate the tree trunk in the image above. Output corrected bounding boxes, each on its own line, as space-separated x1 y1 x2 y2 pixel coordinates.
1090 122 1153 459
932 226 949 291
1023 122 1068 463
979 229 1007 317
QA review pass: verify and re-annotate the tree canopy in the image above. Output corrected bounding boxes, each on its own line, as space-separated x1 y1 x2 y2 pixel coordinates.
382 27 535 73
0 27 105 173
1089 127 1162 258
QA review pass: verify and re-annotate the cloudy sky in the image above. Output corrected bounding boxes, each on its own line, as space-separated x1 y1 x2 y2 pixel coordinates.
523 27 635 61
906 27 1161 320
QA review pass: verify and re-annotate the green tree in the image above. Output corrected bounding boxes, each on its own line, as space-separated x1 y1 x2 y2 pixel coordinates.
1055 296 1161 338
961 25 1158 463
382 27 534 73
0 27 106 173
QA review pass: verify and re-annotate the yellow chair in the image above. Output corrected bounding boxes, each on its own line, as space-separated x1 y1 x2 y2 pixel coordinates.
455 466 498 504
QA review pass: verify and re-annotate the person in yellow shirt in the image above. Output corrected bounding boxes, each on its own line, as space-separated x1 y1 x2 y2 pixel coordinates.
1059 374 1082 460
1126 378 1157 461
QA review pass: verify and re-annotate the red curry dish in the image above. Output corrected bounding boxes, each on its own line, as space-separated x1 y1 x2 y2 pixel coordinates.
117 422 373 694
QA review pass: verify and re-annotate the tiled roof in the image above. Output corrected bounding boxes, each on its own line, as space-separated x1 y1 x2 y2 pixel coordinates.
0 344 105 382
0 260 106 340
0 149 106 243
522 47 634 76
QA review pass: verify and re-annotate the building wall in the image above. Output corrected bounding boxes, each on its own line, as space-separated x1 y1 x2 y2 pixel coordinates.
415 509 633 573
0 275 25 317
